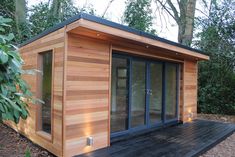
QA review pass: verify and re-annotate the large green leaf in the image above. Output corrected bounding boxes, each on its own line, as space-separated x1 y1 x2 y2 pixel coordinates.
0 16 33 124
0 103 5 112
0 84 7 96
0 16 12 24
0 50 8 64
0 27 5 32
0 94 22 112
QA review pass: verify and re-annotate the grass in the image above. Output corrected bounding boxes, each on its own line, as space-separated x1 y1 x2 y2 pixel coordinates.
0 144 3 149
25 147 31 157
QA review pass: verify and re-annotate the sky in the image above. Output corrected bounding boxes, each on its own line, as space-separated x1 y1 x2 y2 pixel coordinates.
27 0 209 42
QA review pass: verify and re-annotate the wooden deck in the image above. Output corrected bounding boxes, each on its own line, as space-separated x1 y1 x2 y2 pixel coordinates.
77 120 235 157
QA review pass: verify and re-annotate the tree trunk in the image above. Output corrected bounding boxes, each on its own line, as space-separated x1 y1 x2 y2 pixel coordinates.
50 0 62 18
178 0 197 46
156 0 197 46
15 0 26 38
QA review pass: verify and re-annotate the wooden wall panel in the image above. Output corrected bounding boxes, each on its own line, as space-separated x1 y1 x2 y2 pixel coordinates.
6 28 65 157
6 25 199 157
64 33 110 156
182 60 198 122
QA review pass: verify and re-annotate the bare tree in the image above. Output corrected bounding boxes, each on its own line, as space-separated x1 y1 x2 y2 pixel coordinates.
155 0 197 46
101 0 115 18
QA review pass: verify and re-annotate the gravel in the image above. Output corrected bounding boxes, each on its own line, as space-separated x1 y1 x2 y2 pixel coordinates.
198 114 235 157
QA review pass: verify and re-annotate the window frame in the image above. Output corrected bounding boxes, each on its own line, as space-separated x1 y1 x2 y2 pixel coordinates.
36 49 54 142
111 52 180 138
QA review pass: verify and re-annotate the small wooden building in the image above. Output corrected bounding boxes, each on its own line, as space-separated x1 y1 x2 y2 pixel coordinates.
8 13 209 157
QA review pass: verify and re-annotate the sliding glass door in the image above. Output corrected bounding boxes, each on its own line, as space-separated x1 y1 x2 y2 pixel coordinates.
149 63 163 125
111 53 179 135
165 64 178 120
111 57 129 133
131 61 146 128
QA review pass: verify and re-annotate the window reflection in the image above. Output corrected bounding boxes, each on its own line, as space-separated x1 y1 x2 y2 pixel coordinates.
39 51 53 134
111 57 129 133
165 64 177 120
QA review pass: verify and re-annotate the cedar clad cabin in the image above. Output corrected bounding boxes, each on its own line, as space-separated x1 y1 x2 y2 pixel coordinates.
7 13 209 157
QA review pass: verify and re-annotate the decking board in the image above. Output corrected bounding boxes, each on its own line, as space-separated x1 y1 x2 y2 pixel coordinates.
77 120 235 157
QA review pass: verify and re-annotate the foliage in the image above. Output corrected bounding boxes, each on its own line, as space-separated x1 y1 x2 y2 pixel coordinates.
25 147 31 157
28 0 96 40
0 0 31 44
124 0 156 34
1 0 96 44
0 0 14 18
29 1 79 37
195 0 235 115
0 16 32 123
0 0 18 44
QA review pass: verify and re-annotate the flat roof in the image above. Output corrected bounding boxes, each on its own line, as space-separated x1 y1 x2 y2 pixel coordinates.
20 13 206 55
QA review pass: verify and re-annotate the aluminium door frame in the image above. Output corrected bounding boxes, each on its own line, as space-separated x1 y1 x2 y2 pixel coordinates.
111 51 180 138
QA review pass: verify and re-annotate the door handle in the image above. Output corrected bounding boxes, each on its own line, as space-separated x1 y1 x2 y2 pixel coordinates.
146 89 152 95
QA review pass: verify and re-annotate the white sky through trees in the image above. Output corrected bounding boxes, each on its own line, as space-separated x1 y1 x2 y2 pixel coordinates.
27 0 209 42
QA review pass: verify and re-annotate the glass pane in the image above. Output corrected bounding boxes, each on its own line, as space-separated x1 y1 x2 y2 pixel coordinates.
111 57 129 133
41 51 52 134
131 61 146 128
165 64 177 120
118 68 127 77
149 63 162 124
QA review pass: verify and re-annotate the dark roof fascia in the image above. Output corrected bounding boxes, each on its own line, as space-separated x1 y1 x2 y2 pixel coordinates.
20 13 207 56
81 14 207 55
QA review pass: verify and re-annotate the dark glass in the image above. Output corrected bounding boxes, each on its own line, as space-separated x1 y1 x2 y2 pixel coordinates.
41 51 52 134
165 64 177 120
149 63 162 124
111 57 129 133
131 61 146 128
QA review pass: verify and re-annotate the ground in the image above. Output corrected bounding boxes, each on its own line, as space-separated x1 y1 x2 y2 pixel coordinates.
198 114 235 157
0 114 234 157
0 123 55 157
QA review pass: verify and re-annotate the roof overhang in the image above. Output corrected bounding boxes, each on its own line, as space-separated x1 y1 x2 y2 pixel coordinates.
20 13 209 61
66 19 209 61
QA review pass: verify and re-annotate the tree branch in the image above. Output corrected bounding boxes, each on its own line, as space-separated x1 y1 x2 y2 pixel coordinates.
154 0 177 21
195 8 209 18
0 4 14 17
166 0 180 22
101 0 115 18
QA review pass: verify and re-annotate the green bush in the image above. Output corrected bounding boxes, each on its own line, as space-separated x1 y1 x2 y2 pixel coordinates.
196 0 235 115
0 16 32 123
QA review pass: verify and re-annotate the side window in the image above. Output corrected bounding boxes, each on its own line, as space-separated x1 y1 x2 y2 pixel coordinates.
38 51 53 135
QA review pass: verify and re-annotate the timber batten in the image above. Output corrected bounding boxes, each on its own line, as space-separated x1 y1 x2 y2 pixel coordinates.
6 13 210 157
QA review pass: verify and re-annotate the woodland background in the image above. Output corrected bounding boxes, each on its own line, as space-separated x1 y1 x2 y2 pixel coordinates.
0 0 234 119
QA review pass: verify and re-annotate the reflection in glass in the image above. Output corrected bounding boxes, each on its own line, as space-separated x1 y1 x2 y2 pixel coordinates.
40 51 53 134
165 64 177 120
149 63 162 124
131 61 146 128
111 57 129 133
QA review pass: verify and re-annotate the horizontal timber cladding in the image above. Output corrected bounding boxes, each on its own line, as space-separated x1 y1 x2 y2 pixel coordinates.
64 33 110 157
6 25 200 157
183 60 198 122
6 28 65 157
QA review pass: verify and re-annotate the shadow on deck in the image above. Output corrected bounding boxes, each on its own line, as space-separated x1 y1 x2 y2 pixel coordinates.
77 120 235 157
